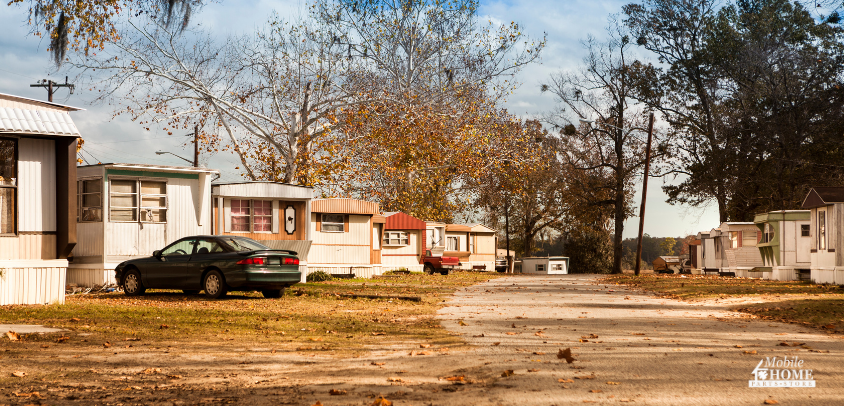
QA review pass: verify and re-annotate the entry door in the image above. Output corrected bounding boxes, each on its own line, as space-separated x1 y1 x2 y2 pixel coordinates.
138 180 168 256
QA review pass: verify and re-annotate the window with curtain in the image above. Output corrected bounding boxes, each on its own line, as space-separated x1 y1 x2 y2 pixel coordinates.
447 236 459 251
0 138 16 234
231 199 251 232
253 200 272 232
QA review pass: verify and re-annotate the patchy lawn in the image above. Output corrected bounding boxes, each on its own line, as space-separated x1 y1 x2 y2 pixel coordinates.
1 272 506 354
604 274 844 332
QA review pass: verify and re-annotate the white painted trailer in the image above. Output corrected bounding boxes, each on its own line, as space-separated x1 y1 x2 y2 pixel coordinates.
521 257 569 274
68 163 219 287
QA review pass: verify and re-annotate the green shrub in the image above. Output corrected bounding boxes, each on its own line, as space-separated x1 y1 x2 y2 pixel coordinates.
306 270 334 282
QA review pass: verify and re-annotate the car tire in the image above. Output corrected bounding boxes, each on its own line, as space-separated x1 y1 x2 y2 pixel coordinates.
182 290 200 295
424 264 435 275
203 270 228 299
262 289 283 298
123 269 146 296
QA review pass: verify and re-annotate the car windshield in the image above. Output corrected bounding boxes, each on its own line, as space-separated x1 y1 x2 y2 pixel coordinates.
219 237 270 252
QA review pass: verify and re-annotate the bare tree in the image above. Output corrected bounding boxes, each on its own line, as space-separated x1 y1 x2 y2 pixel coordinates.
72 16 365 184
544 26 661 274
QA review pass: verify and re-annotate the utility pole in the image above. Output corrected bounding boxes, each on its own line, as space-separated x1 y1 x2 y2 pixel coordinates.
505 196 511 273
634 113 656 276
193 124 199 167
30 77 75 102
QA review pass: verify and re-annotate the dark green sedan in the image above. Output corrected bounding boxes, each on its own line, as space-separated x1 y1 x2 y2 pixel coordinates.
114 236 301 299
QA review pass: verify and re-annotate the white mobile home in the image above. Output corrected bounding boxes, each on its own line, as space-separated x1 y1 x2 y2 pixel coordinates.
68 164 219 287
754 210 811 281
0 93 80 305
521 257 569 274
801 187 844 284
381 212 426 272
700 223 763 277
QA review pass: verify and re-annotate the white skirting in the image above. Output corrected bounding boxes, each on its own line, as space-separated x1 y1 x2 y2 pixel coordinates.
66 268 117 287
811 268 836 284
0 260 67 305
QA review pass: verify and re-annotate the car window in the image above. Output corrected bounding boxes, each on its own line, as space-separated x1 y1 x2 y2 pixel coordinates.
161 239 195 256
219 237 270 252
194 239 226 255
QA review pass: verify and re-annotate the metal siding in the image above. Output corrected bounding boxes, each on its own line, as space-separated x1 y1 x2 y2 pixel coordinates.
308 214 371 265
213 182 313 200
311 199 379 215
18 138 56 232
167 178 207 242
107 222 140 256
72 222 104 257
0 262 66 305
385 212 427 230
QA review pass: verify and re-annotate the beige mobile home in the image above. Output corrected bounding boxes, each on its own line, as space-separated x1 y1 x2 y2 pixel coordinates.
307 198 385 278
426 221 447 256
211 181 313 278
0 93 80 305
702 223 763 276
443 223 497 271
69 164 219 287
754 210 811 281
381 212 426 272
801 187 844 284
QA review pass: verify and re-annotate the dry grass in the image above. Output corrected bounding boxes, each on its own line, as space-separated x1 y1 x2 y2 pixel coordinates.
604 273 844 332
0 272 506 354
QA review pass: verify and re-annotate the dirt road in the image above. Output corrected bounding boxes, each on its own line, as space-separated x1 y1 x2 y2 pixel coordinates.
4 275 842 405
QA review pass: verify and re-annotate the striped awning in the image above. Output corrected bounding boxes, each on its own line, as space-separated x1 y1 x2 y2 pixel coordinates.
0 107 80 136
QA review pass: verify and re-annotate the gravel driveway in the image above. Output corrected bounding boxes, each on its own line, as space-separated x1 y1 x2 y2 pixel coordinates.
429 274 842 405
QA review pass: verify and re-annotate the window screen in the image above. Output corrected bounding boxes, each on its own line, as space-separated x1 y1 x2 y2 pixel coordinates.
0 138 15 234
140 181 166 222
322 214 344 232
80 179 103 222
110 180 137 221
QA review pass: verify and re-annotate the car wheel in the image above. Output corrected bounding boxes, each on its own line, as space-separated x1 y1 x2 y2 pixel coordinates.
203 270 228 299
424 264 435 275
262 289 283 298
123 269 146 296
182 290 200 295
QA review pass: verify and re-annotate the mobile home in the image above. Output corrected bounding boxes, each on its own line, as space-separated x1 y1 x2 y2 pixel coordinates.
521 257 569 274
801 187 844 284
307 198 386 278
443 223 497 271
754 210 811 281
0 93 80 304
381 212 426 272
69 164 219 287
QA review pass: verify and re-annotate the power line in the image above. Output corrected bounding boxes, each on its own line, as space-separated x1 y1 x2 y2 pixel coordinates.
30 77 75 102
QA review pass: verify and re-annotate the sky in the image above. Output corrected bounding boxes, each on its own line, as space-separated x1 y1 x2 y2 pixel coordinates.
0 0 721 238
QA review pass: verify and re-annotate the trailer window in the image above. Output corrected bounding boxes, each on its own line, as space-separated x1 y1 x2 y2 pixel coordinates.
383 231 409 246
0 138 16 234
322 214 345 232
79 179 103 222
110 180 138 221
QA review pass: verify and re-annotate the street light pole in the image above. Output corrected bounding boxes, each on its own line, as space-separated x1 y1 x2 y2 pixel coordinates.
634 113 655 276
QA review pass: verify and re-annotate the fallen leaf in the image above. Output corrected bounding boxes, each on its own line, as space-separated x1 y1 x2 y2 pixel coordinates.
124 338 141 341
533 352 545 355
312 402 323 406
387 377 403 383
141 368 162 375
527 368 540 372
506 332 518 335
492 342 501 346
734 345 743 348
445 375 465 382
70 318 80 322
620 399 633 403
576 374 596 380
167 375 182 379
764 400 779 405
40 345 49 349
329 389 347 395
103 342 111 348
559 378 574 383
458 320 468 326
558 348 576 364
11 371 26 378
590 389 603 393
55 336 69 343
420 344 431 348
371 362 386 366
501 370 515 377
371 397 392 406
606 381 620 385
12 391 40 398
308 337 324 342
6 331 20 341
743 350 758 355
372 332 386 336
160 324 169 329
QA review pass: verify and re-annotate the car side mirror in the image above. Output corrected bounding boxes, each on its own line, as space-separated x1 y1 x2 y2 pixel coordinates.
153 250 162 259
